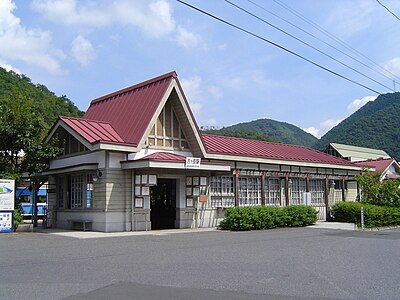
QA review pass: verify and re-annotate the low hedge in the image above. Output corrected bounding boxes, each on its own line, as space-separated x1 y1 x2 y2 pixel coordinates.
331 202 400 228
218 205 318 231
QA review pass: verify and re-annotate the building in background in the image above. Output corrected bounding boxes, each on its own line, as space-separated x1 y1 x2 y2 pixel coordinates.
325 143 390 162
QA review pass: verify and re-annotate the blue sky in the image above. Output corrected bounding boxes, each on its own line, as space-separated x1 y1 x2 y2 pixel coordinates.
1 0 400 138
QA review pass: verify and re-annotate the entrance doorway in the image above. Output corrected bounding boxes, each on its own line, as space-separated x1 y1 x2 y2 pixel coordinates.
150 179 176 230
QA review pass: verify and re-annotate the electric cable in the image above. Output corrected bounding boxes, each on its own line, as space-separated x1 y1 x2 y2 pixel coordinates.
224 0 393 91
376 0 400 22
176 0 381 94
273 0 400 82
245 0 400 87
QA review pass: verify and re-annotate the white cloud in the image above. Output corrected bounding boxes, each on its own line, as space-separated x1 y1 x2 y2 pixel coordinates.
207 86 223 99
321 118 343 130
384 57 400 77
176 26 203 49
347 95 377 114
325 1 375 37
70 35 95 67
205 118 218 127
181 76 202 101
181 76 203 114
303 127 319 138
0 0 64 74
33 0 202 47
0 62 21 74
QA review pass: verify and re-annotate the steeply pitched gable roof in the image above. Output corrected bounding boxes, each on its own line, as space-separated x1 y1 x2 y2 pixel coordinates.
83 72 177 146
203 134 355 166
59 116 126 145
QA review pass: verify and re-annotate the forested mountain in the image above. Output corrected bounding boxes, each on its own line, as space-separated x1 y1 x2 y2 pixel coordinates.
314 92 400 160
202 128 281 143
203 119 318 147
0 67 83 129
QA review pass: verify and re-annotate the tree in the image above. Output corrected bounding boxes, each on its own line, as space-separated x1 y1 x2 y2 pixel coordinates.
356 170 400 207
0 92 62 226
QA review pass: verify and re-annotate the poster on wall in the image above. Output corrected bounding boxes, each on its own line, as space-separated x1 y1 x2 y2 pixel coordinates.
0 212 12 233
0 179 15 211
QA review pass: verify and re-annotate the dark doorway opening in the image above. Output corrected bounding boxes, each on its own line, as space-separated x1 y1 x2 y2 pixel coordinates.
150 179 176 230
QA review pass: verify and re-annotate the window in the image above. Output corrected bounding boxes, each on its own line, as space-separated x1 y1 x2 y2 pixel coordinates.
239 177 261 206
291 179 306 205
265 178 281 206
69 174 84 208
57 176 64 208
210 176 234 207
57 174 94 209
309 179 325 204
86 174 93 208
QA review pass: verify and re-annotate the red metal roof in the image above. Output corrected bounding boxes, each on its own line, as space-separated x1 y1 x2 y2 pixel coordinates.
83 71 177 146
138 152 187 162
60 116 126 145
202 134 355 166
354 158 395 172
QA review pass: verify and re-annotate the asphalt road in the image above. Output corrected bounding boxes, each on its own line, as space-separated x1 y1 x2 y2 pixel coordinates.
1 227 400 300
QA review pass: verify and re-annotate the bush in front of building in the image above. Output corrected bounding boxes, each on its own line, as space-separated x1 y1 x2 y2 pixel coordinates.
281 205 319 227
331 202 400 228
13 206 23 231
218 205 317 231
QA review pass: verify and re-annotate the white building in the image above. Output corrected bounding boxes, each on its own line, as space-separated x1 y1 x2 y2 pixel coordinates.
43 72 362 232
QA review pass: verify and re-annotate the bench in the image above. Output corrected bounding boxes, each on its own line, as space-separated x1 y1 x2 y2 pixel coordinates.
67 219 92 231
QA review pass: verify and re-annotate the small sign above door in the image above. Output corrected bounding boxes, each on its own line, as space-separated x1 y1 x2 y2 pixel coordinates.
186 157 201 169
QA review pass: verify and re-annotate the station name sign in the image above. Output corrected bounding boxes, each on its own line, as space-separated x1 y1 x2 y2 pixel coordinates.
186 157 201 169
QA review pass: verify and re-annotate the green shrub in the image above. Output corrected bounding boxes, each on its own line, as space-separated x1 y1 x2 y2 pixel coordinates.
331 201 400 228
13 206 23 231
219 205 317 231
282 205 318 227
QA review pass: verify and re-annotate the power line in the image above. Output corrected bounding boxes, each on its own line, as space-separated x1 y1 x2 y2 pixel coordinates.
272 0 400 82
224 0 394 92
245 0 400 87
176 0 381 94
376 0 400 22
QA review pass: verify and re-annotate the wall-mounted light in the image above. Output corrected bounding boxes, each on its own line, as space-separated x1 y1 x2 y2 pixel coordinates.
92 170 103 182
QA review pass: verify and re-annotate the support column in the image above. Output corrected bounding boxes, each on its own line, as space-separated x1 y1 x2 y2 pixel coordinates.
261 171 266 206
324 176 329 220
234 169 240 207
285 173 289 206
341 177 346 201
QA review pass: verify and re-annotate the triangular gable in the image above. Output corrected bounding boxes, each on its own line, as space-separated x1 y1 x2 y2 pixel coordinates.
139 78 206 157
46 116 135 152
46 118 92 154
80 71 206 156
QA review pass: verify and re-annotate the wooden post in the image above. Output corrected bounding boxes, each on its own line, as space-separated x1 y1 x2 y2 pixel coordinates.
341 177 346 201
234 169 240 207
285 173 289 206
261 171 266 206
325 176 329 220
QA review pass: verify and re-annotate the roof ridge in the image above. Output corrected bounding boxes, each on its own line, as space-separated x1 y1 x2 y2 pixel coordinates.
202 133 308 148
89 71 177 105
60 115 113 126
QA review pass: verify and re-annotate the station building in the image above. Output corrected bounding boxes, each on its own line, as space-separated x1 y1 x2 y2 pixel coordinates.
44 72 363 232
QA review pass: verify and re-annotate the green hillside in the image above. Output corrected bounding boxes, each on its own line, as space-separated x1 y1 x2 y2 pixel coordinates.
0 67 83 129
314 92 400 160
204 119 318 147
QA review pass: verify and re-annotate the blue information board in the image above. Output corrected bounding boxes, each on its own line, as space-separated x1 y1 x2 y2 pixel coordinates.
0 211 13 233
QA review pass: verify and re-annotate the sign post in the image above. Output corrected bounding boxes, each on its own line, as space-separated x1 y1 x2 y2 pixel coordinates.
0 179 15 233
